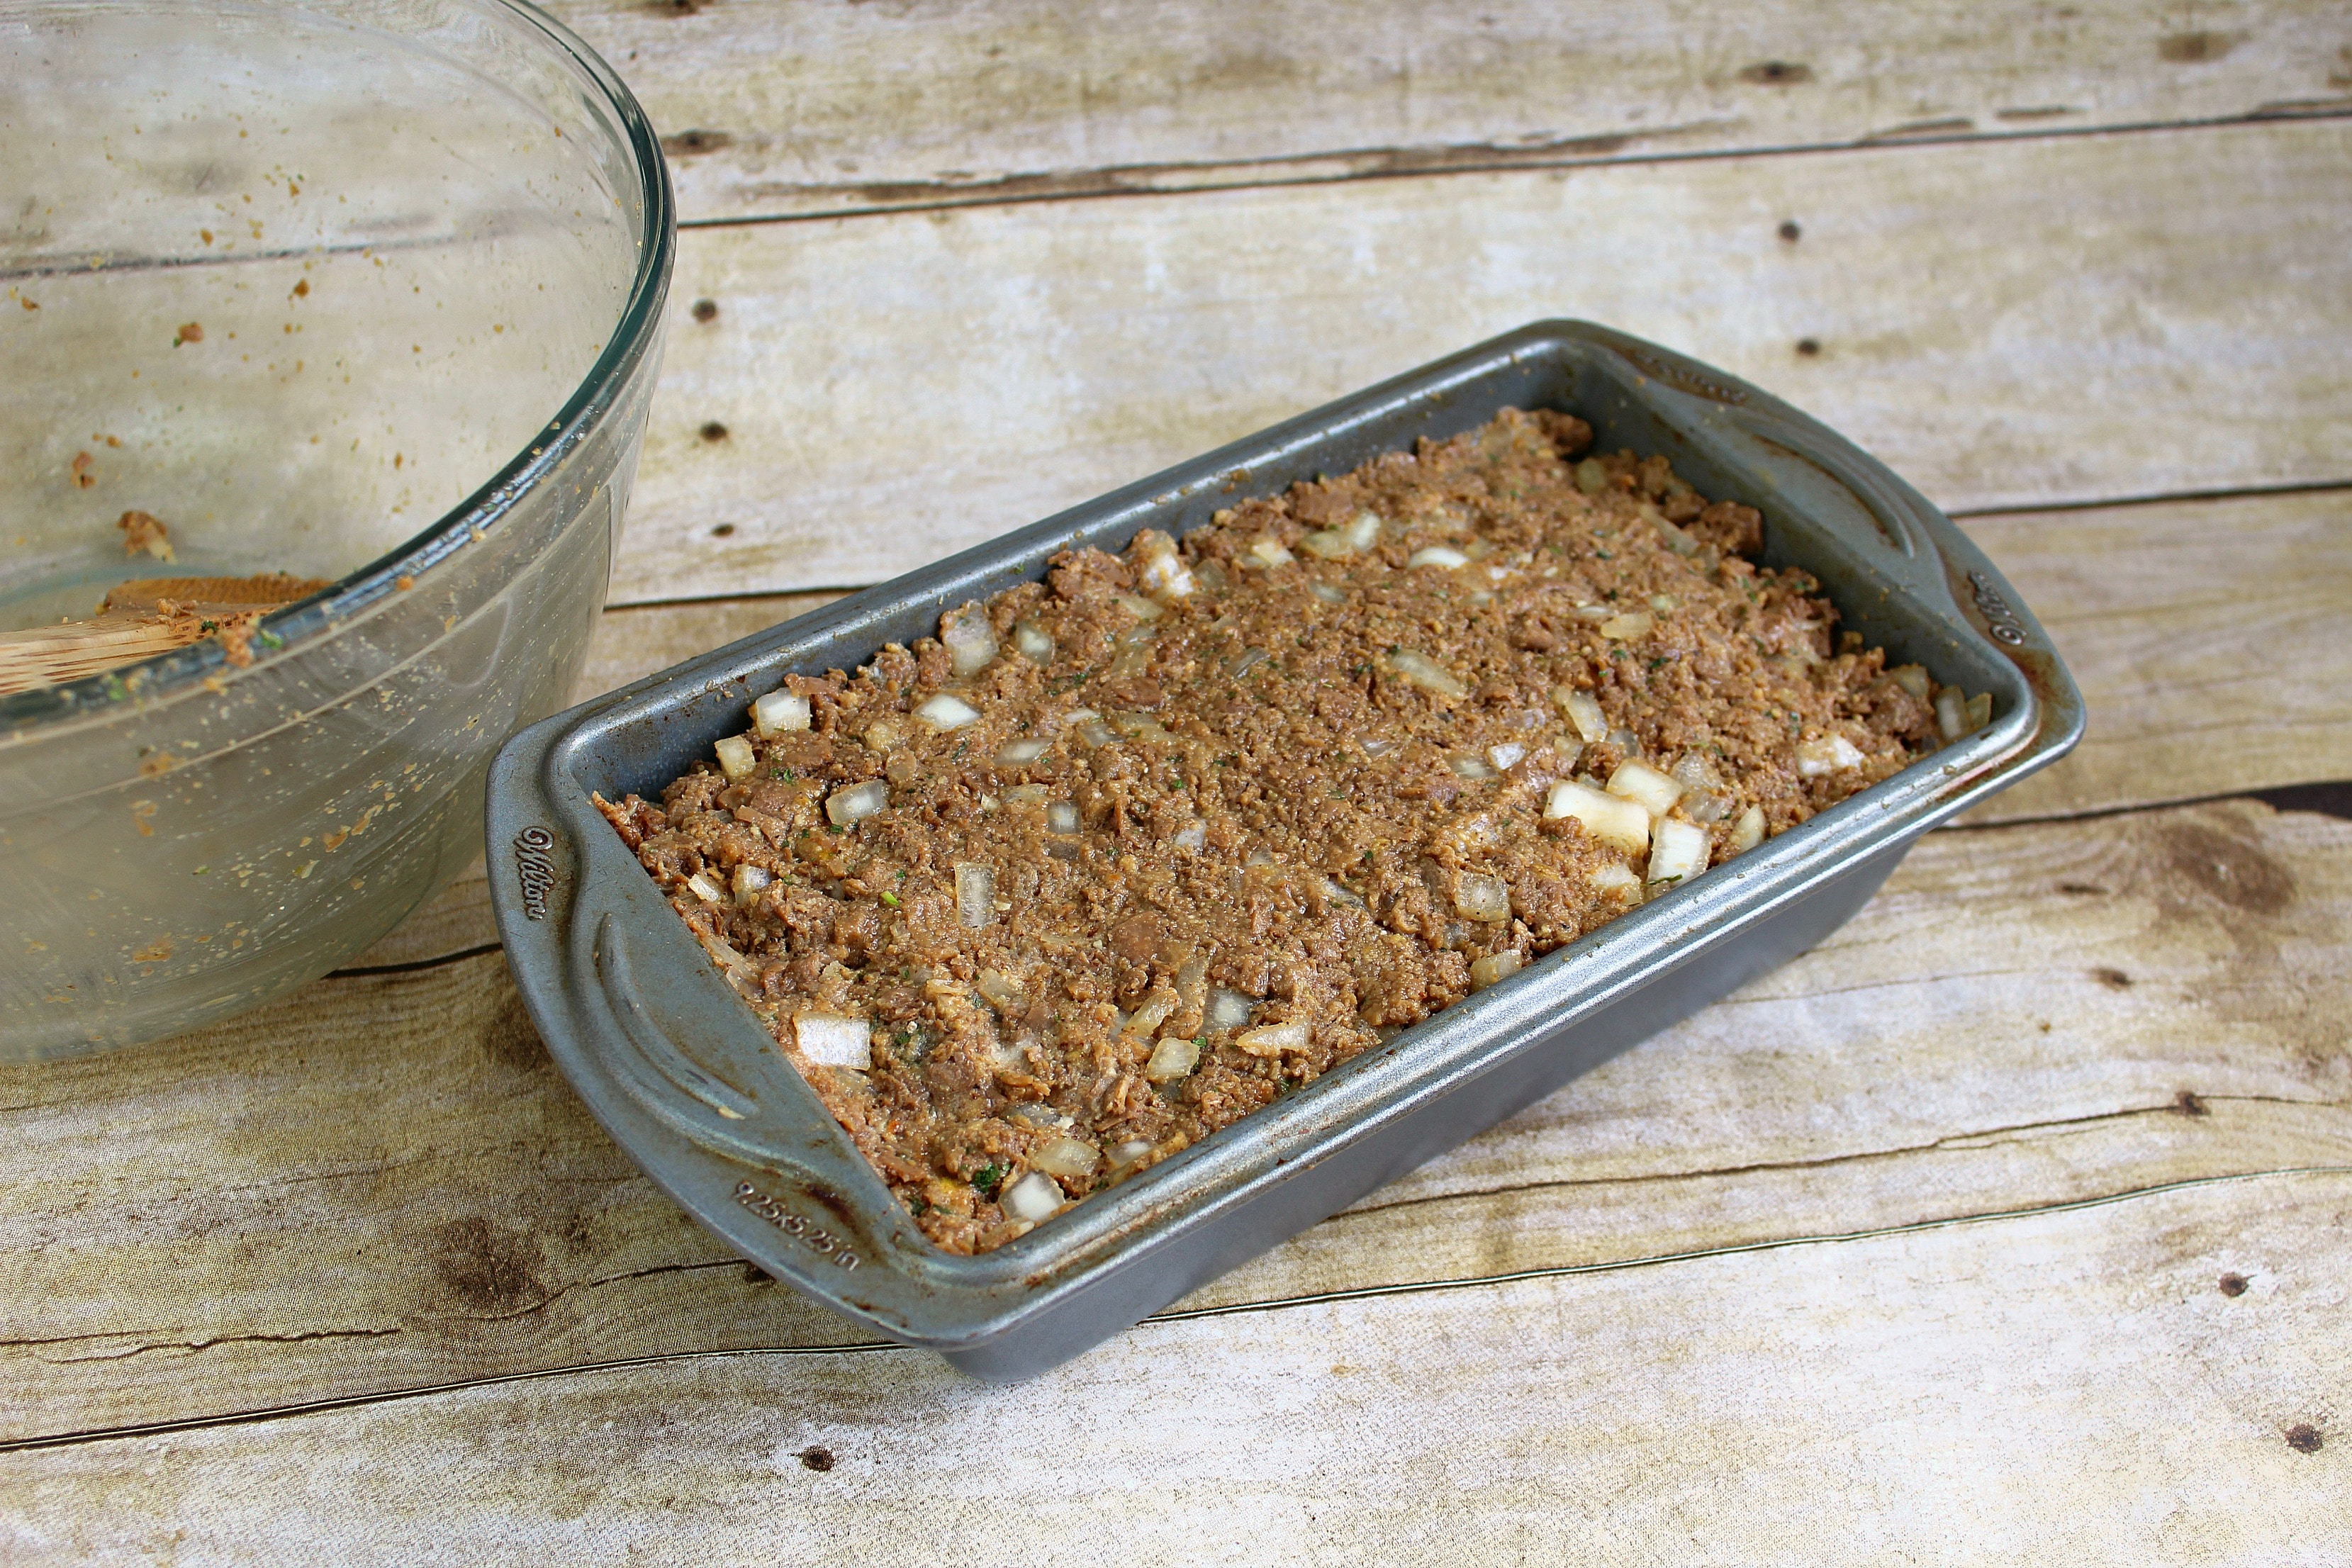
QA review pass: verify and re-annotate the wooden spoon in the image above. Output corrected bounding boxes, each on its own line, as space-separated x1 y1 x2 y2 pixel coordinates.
0 573 331 696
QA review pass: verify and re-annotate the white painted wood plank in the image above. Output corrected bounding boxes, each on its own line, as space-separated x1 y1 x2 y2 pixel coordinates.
7 1172 2343 1564
1961 488 2352 822
535 0 2352 222
5 798 2343 1442
616 120 2352 602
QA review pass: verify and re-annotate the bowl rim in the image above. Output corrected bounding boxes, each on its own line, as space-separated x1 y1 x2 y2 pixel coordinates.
0 0 676 734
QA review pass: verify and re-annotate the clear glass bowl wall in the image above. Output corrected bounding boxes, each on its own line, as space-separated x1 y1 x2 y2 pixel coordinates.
0 0 673 1058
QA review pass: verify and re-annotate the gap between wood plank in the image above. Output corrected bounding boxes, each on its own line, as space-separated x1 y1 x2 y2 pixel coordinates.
329 941 503 980
671 105 2352 231
6 1163 2342 1458
1324 1092 2347 1222
1947 474 2352 520
1944 779 2352 833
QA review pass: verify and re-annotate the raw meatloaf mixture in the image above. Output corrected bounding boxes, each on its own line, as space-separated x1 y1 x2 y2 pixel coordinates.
598 409 1975 1253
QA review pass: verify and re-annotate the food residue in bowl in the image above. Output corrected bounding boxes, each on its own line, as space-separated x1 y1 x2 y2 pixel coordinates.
117 508 177 562
0 524 330 695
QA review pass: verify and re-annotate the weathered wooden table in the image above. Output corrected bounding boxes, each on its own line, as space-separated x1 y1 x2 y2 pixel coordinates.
6 4 2348 1557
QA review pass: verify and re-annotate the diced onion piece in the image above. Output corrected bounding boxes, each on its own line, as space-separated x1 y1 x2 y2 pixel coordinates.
1235 1021 1310 1057
731 864 772 906
795 1013 872 1070
1407 546 1469 570
1175 953 1209 1002
1111 1138 1156 1167
1321 877 1366 909
1668 752 1713 793
826 780 890 827
1488 741 1526 772
1204 987 1255 1032
1077 718 1118 748
1172 821 1206 851
1730 804 1767 854
1647 511 1699 556
712 734 756 781
1111 592 1164 622
975 969 1026 1012
1343 511 1383 551
1248 537 1295 568
1647 818 1710 887
1445 813 1499 852
1124 711 1177 742
705 932 755 995
999 1171 1064 1222
1935 689 1968 741
1545 780 1652 854
1796 734 1867 776
1046 801 1080 835
1144 1035 1201 1084
1002 783 1050 806
1568 604 1616 622
917 693 982 732
685 870 725 903
1607 758 1686 819
1031 1136 1101 1180
865 720 902 752
1007 1102 1072 1131
1308 583 1347 605
1681 790 1730 824
1447 753 1497 780
1607 726 1644 758
1598 611 1653 641
1012 620 1055 663
1298 527 1355 559
1385 649 1467 699
955 863 995 929
995 737 1051 766
752 690 810 737
1361 737 1397 758
1554 687 1608 744
1589 862 1644 897
1965 692 1993 732
1126 992 1177 1036
990 1035 1033 1074
1134 531 1194 599
1226 646 1270 679
1452 872 1512 924
1469 951 1523 990
939 602 999 677
1668 754 1729 823
1889 664 1931 699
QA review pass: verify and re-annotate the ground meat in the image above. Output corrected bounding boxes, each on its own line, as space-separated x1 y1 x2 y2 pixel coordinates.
597 408 1964 1253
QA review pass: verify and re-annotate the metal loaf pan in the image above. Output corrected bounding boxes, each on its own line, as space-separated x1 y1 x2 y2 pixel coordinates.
486 321 2084 1380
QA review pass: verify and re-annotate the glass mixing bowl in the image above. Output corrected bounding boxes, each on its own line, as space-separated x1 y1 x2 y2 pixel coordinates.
0 0 674 1058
